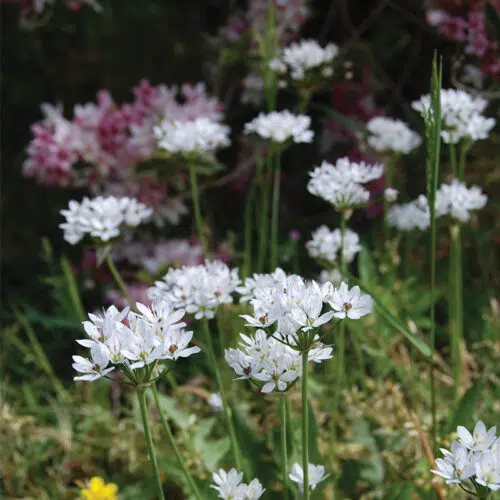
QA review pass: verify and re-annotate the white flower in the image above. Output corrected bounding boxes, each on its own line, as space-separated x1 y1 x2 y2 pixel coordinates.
72 343 114 381
289 287 334 331
475 444 500 491
387 199 430 231
208 392 223 412
319 269 344 287
154 117 230 154
60 196 152 245
367 117 421 154
431 441 476 484
307 157 383 210
306 226 361 265
149 261 241 319
328 283 372 320
211 469 264 499
236 268 287 303
384 188 399 202
457 421 497 453
434 180 487 223
244 110 313 143
412 89 495 144
289 463 328 492
271 39 339 80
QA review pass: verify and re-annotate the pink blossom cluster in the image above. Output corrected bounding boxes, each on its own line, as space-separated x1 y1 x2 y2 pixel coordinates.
219 0 309 46
17 0 101 27
23 80 223 224
427 1 500 78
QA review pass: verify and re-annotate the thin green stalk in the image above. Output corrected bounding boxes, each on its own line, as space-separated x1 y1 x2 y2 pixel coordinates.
302 350 310 500
61 256 86 322
216 310 227 356
450 223 463 399
202 320 244 473
151 384 202 500
137 390 165 500
257 158 272 272
270 151 282 270
458 140 470 181
243 180 257 278
105 253 134 308
280 396 290 500
189 163 208 256
449 143 457 177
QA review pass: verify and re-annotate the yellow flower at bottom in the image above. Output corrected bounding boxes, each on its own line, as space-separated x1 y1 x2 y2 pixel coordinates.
80 476 118 500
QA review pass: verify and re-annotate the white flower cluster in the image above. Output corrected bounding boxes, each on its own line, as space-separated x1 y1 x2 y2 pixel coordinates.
412 89 495 144
306 226 361 265
211 468 264 500
308 157 384 210
269 39 339 80
72 302 200 382
148 261 241 319
60 196 152 245
154 117 230 154
432 421 499 492
239 270 371 341
366 117 421 154
434 179 487 223
289 463 328 493
387 198 430 232
244 111 314 144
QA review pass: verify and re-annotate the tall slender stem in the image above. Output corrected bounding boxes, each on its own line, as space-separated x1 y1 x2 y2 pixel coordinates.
202 320 244 473
449 143 457 177
458 140 469 181
302 349 310 500
257 158 272 272
105 253 134 308
243 180 257 278
280 396 290 500
137 390 165 500
270 150 281 270
450 223 463 399
189 163 208 256
151 384 202 500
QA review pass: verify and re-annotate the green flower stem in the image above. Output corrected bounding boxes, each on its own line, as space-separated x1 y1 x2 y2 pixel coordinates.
137 389 165 500
450 223 464 399
280 395 290 500
243 179 257 278
105 253 134 309
449 143 457 177
458 140 470 181
302 349 310 500
257 157 272 272
270 150 282 270
189 163 208 256
151 384 202 500
216 310 227 356
202 320 244 473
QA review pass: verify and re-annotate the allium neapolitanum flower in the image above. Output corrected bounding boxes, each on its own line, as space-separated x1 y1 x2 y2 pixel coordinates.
80 476 118 500
72 302 200 384
432 421 499 491
306 226 361 265
366 116 421 155
211 468 264 499
244 110 314 144
412 88 495 144
289 463 328 493
154 116 230 154
148 260 241 319
387 198 430 232
237 270 371 353
308 157 384 210
269 39 339 80
60 196 152 245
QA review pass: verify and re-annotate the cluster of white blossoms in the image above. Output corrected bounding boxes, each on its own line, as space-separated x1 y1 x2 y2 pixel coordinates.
412 89 495 144
72 302 200 382
387 198 430 232
154 117 230 154
308 157 384 210
60 196 152 245
306 225 361 265
289 463 328 493
244 110 314 144
432 421 499 492
366 117 421 154
237 270 371 346
148 261 241 319
434 180 488 223
269 39 339 80
211 469 264 500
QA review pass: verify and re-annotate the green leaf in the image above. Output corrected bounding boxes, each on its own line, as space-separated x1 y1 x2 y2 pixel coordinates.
313 104 367 134
357 281 432 358
148 392 190 429
357 247 378 290
447 380 483 433
386 482 414 500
